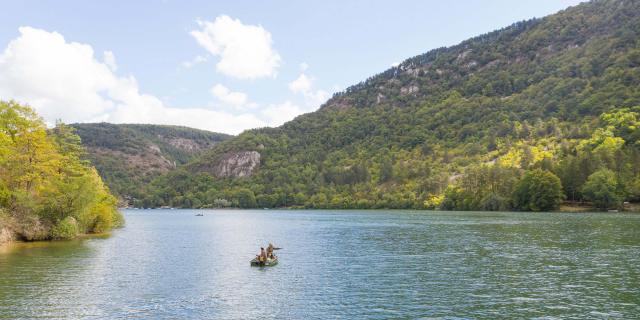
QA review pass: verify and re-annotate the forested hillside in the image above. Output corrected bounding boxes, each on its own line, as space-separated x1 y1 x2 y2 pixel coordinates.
71 123 231 202
139 0 640 211
0 101 123 243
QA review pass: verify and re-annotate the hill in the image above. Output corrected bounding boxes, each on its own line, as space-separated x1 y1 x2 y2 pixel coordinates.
71 123 231 203
141 0 640 210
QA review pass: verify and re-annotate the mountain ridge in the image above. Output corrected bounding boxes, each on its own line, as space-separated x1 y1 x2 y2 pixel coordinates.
98 0 640 210
71 123 232 201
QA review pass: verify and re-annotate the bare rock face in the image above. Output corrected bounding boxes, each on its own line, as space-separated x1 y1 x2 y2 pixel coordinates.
400 85 419 96
213 151 260 178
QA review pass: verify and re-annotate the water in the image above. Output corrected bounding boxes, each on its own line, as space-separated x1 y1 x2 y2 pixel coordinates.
1 210 639 319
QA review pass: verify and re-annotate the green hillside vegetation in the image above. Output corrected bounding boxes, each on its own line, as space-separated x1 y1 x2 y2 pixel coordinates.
136 0 640 211
0 101 123 242
72 123 231 202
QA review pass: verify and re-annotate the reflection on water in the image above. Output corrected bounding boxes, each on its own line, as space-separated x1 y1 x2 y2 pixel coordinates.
1 210 639 319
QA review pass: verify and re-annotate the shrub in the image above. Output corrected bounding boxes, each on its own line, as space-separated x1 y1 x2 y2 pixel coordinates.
51 216 79 240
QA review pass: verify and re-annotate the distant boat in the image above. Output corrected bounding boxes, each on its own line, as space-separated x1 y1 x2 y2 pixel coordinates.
608 209 619 213
251 256 278 267
195 213 204 216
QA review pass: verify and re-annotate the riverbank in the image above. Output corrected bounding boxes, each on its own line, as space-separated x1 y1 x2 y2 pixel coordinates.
0 231 113 254
124 204 640 213
559 202 640 213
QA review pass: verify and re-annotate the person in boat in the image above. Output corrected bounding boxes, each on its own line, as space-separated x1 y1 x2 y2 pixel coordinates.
267 243 274 259
259 247 267 262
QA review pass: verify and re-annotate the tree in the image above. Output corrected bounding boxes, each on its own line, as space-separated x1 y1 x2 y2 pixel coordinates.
235 188 257 208
379 156 393 183
513 169 564 211
582 169 622 209
0 101 122 240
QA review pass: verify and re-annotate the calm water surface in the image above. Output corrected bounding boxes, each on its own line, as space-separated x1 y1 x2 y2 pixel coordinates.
1 210 639 319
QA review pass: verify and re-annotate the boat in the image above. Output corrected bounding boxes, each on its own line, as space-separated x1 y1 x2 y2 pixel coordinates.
195 213 204 216
250 256 278 267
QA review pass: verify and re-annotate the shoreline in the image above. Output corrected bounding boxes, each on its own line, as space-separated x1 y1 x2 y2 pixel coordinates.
0 232 113 254
120 205 640 213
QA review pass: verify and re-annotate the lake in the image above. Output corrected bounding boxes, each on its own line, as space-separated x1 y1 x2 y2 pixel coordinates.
1 210 639 319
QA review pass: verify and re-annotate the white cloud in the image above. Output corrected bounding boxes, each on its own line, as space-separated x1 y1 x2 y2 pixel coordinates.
288 73 312 94
264 69 332 126
103 51 117 71
190 15 281 79
211 84 248 107
299 62 309 71
261 101 305 127
108 102 265 135
305 89 330 107
181 55 207 68
391 61 400 67
0 27 266 135
288 71 331 108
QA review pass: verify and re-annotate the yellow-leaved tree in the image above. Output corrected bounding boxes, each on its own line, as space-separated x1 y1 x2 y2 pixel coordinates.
0 100 123 241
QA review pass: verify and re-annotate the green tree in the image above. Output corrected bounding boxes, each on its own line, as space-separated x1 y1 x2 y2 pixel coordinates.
379 156 393 183
582 169 622 209
235 188 257 208
513 169 564 211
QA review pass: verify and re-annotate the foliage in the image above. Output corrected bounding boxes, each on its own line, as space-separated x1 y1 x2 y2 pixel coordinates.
440 165 520 211
0 101 122 240
51 216 79 240
234 188 257 208
71 123 231 203
581 169 622 209
80 0 640 212
513 169 564 212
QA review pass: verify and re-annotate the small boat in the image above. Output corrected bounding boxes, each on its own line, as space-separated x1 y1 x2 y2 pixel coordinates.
195 213 204 216
250 256 278 267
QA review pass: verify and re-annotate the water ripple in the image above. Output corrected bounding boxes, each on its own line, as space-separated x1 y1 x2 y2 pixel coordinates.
1 210 639 319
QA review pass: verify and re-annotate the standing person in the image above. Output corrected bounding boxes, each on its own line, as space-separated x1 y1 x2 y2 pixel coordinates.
260 247 267 262
267 243 274 259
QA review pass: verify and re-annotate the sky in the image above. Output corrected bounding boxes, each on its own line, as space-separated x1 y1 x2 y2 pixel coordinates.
0 0 584 135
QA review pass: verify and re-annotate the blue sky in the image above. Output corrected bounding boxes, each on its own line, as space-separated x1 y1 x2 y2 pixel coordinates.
0 0 584 134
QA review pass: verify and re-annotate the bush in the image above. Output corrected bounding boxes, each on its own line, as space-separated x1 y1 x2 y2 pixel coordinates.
17 215 50 241
111 211 125 228
51 216 79 240
91 204 117 233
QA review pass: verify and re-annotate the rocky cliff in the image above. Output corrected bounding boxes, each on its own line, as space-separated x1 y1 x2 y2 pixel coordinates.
212 151 261 178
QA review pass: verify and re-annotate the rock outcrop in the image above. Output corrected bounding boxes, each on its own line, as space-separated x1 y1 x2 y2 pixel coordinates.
212 151 261 178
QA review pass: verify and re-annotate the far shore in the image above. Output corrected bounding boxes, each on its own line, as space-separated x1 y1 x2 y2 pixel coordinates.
119 206 640 213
